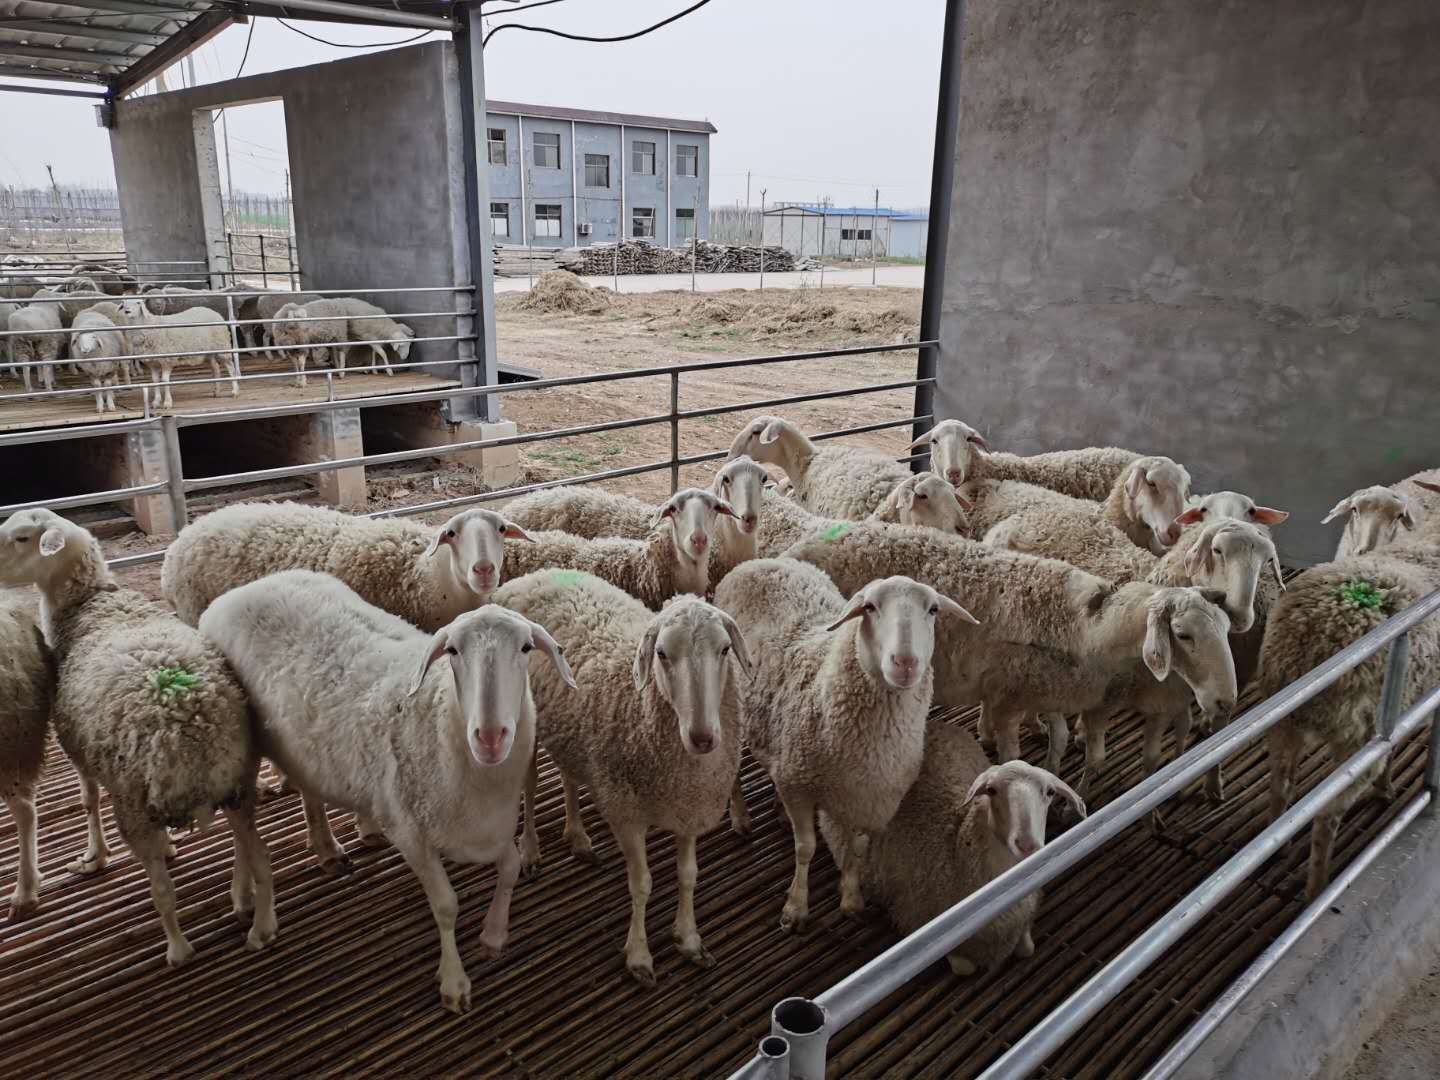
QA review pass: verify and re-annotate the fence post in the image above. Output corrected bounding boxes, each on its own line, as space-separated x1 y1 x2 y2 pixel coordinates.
669 371 681 494
259 236 269 290
223 293 242 398
287 235 297 290
225 232 236 287
1378 633 1410 739
159 415 188 532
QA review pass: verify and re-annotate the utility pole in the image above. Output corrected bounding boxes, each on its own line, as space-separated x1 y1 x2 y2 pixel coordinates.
872 187 879 285
745 170 751 243
759 188 767 291
221 110 235 232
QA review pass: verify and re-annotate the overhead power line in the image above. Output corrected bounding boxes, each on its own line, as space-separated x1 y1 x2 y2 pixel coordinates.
484 0 713 48
277 18 435 48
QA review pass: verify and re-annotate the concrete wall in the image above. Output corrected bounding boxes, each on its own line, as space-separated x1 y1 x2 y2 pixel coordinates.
934 0 1440 565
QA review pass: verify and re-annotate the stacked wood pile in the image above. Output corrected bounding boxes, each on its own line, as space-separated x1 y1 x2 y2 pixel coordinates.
492 241 822 278
492 246 583 277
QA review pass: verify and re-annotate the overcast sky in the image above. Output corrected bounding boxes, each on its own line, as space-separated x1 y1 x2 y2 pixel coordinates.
0 0 943 208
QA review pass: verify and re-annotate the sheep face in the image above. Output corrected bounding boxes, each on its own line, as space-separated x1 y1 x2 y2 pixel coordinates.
963 761 1086 859
409 605 574 767
0 507 84 590
632 599 751 756
911 418 989 488
714 456 767 535
654 488 737 562
426 508 535 599
1324 486 1421 557
1143 588 1236 719
117 297 153 321
1124 457 1193 552
394 325 414 361
1181 520 1284 634
727 415 794 467
888 472 972 536
826 575 979 691
1176 490 1289 530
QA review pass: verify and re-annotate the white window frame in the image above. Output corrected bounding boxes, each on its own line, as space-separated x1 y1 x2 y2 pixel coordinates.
534 203 562 238
490 201 510 238
533 131 560 169
675 144 698 177
632 140 656 175
632 207 656 238
675 207 696 240
584 153 610 188
487 127 507 166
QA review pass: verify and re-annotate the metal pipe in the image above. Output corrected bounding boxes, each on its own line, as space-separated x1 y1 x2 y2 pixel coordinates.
769 998 827 1080
669 371 681 494
1140 790 1433 1080
813 585 1440 1033
0 482 169 519
159 415 188 531
238 0 455 30
730 1036 791 1080
977 687 1440 1080
1378 633 1411 737
0 417 159 449
1426 699 1440 817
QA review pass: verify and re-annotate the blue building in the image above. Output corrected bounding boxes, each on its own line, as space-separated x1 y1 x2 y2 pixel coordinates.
484 100 717 249
762 204 930 260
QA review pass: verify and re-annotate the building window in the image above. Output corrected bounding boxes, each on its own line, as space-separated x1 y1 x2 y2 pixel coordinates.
534 203 562 238
675 207 695 241
632 207 655 238
632 140 655 174
676 144 698 177
584 153 610 188
840 228 873 241
533 131 560 169
487 127 507 166
490 201 510 239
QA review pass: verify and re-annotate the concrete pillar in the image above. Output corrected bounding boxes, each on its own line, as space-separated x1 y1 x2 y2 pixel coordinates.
295 408 366 510
366 403 520 489
102 427 175 536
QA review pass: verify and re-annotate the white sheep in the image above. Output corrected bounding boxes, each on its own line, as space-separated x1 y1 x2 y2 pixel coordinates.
29 286 108 326
270 301 352 387
497 570 751 983
755 474 970 558
199 569 576 1012
7 304 62 393
0 597 53 918
1250 540 1440 897
0 509 275 966
1324 472 1440 557
163 501 533 632
310 297 415 374
727 414 911 519
501 488 737 609
714 559 978 931
822 721 1084 975
913 418 1142 501
241 291 321 358
69 306 132 414
116 298 236 406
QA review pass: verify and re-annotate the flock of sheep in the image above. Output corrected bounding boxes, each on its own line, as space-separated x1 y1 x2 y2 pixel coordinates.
0 271 416 413
1 413 1436 1016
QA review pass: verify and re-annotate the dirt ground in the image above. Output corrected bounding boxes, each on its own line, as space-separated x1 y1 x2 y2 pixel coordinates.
76 275 920 596
1342 964 1440 1080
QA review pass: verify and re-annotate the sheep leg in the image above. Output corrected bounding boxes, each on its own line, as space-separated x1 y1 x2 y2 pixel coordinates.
837 828 871 918
672 832 714 968
947 951 978 977
222 805 277 952
520 750 541 877
67 775 111 875
1197 708 1226 804
302 794 351 875
1014 928 1036 958
613 821 655 985
291 350 307 389
355 813 388 848
561 771 598 864
777 789 816 934
992 708 1024 765
1078 714 1107 801
1307 732 1382 899
1041 713 1069 774
394 837 469 1013
1267 728 1302 824
161 366 174 410
21 363 31 392
477 839 521 960
124 819 195 969
4 793 41 917
977 706 996 752
728 772 753 837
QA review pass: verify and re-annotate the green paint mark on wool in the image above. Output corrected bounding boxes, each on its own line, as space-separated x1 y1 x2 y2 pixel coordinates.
1337 579 1386 611
550 570 589 587
819 522 852 542
147 666 202 704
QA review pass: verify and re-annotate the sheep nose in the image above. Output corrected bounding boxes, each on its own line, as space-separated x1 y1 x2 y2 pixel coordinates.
472 561 495 580
946 470 963 486
690 533 709 552
1214 697 1235 715
1015 836 1039 857
688 731 716 754
473 728 510 763
742 513 758 530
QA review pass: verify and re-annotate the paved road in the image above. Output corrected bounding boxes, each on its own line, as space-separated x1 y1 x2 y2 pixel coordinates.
492 264 926 294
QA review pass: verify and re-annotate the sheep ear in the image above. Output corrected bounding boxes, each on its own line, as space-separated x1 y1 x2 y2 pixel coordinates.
1321 497 1354 524
502 521 536 542
961 770 994 809
1126 465 1146 501
632 622 661 691
711 496 738 520
400 325 415 339
1400 503 1420 531
527 622 577 690
1250 506 1289 526
905 431 934 450
425 526 458 557
651 498 681 526
38 527 67 557
716 609 754 681
1198 587 1227 608
934 593 981 625
1143 604 1172 682
759 419 787 445
966 432 991 452
1050 776 1087 819
1416 480 1440 495
409 630 451 696
1174 506 1206 527
1183 533 1213 578
825 589 871 632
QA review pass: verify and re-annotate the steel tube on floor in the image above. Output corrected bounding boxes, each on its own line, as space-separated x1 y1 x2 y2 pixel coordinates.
730 1035 792 1080
1140 790 1432 1080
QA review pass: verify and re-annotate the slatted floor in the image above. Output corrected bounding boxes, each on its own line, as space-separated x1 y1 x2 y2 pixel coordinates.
0 704 1428 1078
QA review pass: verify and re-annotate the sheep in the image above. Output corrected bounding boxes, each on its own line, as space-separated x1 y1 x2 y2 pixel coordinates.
116 298 235 406
199 569 576 1012
821 722 1084 975
1324 471 1440 557
782 523 1238 771
0 509 275 966
1249 541 1440 898
270 301 350 387
162 501 534 632
0 596 54 918
755 474 969 558
29 286 109 326
912 418 1142 501
965 455 1193 556
714 559 978 931
497 571 751 983
140 285 247 319
501 488 737 610
7 303 63 394
69 307 132 414
307 297 415 374
727 414 911 519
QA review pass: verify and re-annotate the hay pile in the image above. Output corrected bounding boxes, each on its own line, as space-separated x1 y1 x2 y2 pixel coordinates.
515 270 614 315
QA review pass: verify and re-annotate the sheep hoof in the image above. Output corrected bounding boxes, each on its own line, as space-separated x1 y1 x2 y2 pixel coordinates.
947 953 978 977
358 830 388 849
729 812 753 838
66 852 107 876
233 900 255 927
315 851 353 877
519 854 542 880
166 938 197 969
440 976 472 1015
673 931 716 969
1148 808 1168 836
1205 780 1225 805
839 894 866 919
567 836 600 866
626 954 657 987
476 934 506 961
245 921 277 952
7 894 39 920
164 838 179 859
779 905 809 935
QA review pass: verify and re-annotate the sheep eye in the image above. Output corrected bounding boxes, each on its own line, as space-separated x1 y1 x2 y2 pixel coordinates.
1044 787 1054 799
916 492 928 500
721 476 731 486
720 644 731 656
1176 633 1193 644
521 643 534 654
447 529 456 538
655 648 668 661
863 602 877 614
1147 478 1157 488
13 535 28 543
445 646 459 656
928 605 939 616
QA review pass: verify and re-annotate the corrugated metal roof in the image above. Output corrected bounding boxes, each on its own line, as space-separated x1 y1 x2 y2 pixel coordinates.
766 205 928 221
487 98 718 134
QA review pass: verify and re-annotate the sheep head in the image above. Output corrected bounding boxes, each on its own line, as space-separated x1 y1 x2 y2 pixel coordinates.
1122 456 1193 552
826 574 978 691
1324 485 1421 557
1142 587 1236 719
426 508 534 600
962 760 1085 859
712 455 768 536
909 418 990 488
632 597 751 756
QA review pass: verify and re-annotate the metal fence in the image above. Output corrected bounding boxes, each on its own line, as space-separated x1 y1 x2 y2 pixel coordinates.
730 593 1440 1080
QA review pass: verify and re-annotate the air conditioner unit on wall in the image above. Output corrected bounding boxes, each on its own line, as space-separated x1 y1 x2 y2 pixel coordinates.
578 223 593 236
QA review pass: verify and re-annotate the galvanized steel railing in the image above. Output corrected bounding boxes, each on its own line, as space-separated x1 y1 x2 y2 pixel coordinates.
729 589 1440 1080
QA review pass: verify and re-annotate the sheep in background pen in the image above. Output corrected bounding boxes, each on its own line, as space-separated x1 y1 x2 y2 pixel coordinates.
244 291 321 359
200 569 576 1013
6 303 63 394
307 297 416 375
270 301 350 388
29 286 109 326
69 304 133 414
117 297 237 405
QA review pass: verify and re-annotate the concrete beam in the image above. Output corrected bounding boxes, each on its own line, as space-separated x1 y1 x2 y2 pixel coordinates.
111 12 239 98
